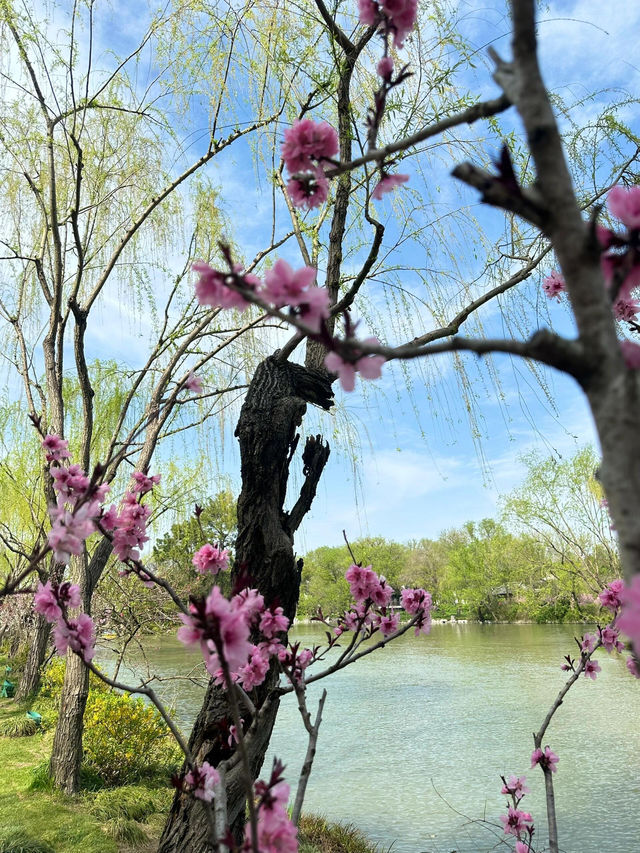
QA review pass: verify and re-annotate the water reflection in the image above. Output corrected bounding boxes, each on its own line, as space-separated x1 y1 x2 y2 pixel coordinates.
97 623 639 853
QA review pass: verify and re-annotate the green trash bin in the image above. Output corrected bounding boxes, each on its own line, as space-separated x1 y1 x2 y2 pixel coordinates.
1 679 15 698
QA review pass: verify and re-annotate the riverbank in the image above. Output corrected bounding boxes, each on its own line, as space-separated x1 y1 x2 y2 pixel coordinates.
0 697 378 853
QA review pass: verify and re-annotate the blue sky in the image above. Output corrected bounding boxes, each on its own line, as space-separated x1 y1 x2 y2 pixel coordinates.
17 0 640 553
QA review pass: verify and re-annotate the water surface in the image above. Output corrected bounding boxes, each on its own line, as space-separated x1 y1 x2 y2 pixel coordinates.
98 623 639 853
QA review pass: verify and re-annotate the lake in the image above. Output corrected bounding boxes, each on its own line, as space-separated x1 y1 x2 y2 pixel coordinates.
97 622 640 853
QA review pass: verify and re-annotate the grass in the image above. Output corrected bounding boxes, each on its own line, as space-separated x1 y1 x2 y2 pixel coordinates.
0 698 379 853
298 814 379 853
0 698 167 853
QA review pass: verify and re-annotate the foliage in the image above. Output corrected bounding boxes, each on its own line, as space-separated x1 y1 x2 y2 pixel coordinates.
0 716 38 738
82 692 181 785
300 449 620 622
152 489 237 599
298 815 379 853
87 785 172 822
39 659 108 704
0 831 55 853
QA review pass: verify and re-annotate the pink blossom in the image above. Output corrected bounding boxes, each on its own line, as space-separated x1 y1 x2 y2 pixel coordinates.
607 185 640 230
42 434 70 462
499 805 533 837
599 578 624 611
377 56 394 79
515 843 530 853
501 774 530 798
372 173 409 200
369 577 393 608
193 261 255 312
238 644 271 690
192 543 230 575
53 612 95 662
281 119 338 174
381 0 418 46
580 632 597 653
618 575 640 647
613 297 640 322
184 372 203 394
542 269 566 300
51 464 90 506
33 581 63 622
249 780 298 853
324 337 385 391
205 586 253 672
286 173 329 210
112 491 151 562
345 563 378 602
48 505 96 564
231 587 266 621
185 761 220 802
400 587 432 615
357 0 378 26
626 655 640 678
298 286 330 333
583 659 601 680
379 612 400 636
131 471 161 495
531 746 559 773
262 259 317 308
259 606 289 639
600 625 623 653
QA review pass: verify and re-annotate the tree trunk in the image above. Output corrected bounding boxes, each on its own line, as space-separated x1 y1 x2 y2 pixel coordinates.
49 649 89 792
48 538 113 792
158 355 332 853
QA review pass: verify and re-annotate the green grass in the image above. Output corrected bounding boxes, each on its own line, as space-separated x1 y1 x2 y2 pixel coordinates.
298 815 379 853
0 698 165 853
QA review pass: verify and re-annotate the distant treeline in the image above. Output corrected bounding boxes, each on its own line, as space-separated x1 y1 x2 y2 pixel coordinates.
299 448 619 623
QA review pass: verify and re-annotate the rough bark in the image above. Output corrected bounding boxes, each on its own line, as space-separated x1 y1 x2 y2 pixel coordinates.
48 537 113 792
158 356 332 853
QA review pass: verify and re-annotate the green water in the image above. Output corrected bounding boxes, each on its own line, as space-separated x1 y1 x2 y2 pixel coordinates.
97 623 640 853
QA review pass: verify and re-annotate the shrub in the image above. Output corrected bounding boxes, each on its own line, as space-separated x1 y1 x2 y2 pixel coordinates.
83 692 181 785
0 716 38 738
39 659 107 704
0 830 55 853
88 785 171 822
298 815 379 853
102 818 147 845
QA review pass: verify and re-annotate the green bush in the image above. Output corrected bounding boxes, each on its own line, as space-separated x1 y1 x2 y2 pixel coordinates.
39 659 107 704
102 818 147 845
83 692 181 785
0 829 55 853
0 717 38 738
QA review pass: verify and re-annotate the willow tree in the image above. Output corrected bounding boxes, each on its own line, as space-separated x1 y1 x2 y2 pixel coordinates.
0 0 295 791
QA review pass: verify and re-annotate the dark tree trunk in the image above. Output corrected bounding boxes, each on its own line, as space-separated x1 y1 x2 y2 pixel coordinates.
158 356 332 853
48 537 113 792
14 613 52 701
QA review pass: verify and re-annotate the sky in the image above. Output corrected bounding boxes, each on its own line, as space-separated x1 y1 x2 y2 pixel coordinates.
9 0 640 555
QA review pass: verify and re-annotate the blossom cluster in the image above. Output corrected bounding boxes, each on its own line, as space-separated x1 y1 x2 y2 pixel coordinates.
282 118 338 210
498 773 534 851
542 185 640 367
178 561 432 695
34 580 95 662
358 0 418 48
194 255 330 334
243 761 298 853
35 434 163 662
